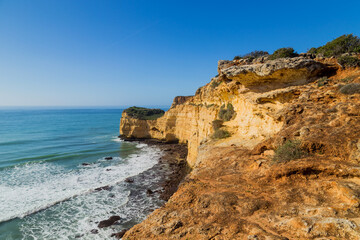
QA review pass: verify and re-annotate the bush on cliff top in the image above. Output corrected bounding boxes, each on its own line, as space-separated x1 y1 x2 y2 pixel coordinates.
233 50 269 60
268 47 299 60
308 34 360 57
338 56 360 68
124 106 165 120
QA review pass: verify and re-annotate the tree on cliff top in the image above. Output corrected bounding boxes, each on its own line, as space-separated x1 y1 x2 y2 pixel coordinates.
268 47 299 60
233 50 269 60
124 106 165 120
308 34 360 57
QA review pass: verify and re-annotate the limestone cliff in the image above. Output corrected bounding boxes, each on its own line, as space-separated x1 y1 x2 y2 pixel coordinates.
120 57 333 167
120 56 360 239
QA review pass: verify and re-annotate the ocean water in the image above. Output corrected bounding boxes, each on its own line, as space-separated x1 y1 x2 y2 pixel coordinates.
0 108 164 240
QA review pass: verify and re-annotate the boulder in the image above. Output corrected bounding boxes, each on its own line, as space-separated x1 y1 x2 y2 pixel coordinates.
98 216 121 228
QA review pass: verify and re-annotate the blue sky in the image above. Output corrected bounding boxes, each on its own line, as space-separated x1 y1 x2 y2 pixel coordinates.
1 0 359 107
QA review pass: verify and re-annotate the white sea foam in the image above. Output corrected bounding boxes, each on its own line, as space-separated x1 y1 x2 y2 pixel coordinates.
0 143 161 225
111 137 123 142
19 184 130 240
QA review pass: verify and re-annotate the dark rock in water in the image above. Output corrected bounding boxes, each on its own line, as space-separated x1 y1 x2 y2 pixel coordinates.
105 156 113 160
95 185 111 191
146 189 154 195
82 163 91 166
124 177 134 183
90 229 98 234
75 233 84 238
111 229 128 239
106 168 112 171
98 216 121 228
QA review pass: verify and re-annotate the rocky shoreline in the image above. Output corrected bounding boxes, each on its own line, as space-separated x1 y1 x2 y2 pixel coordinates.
120 137 189 201
93 137 189 239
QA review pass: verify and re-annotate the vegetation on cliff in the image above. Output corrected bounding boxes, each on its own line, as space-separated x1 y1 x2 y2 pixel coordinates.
124 106 165 120
232 34 360 65
233 50 269 60
210 79 222 88
273 140 307 163
338 55 360 68
211 119 230 139
210 104 236 139
308 34 360 57
218 103 235 121
234 48 299 61
212 129 231 139
268 47 299 60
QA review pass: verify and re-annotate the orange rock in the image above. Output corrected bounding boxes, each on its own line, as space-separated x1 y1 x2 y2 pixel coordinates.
120 57 360 239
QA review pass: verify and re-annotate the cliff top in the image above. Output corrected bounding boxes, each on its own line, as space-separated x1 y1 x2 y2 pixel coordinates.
123 106 165 120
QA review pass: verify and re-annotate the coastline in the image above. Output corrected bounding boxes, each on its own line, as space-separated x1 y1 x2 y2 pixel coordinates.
120 137 190 201
105 137 189 238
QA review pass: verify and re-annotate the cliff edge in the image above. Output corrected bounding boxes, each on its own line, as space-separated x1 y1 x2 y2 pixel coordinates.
119 54 360 239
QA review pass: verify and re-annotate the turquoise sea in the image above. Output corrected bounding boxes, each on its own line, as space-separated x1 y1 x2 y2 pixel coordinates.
0 108 165 239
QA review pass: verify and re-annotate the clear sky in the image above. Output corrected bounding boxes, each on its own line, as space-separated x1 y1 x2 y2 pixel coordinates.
1 0 359 107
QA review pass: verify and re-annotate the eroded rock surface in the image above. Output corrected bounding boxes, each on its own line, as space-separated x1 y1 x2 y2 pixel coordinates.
120 56 360 239
218 57 334 92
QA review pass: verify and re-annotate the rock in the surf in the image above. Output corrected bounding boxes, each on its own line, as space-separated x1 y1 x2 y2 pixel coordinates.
98 216 121 228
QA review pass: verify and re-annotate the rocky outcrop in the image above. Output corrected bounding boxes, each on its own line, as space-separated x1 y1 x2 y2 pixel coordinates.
170 96 192 108
120 56 332 166
218 57 335 92
120 56 360 239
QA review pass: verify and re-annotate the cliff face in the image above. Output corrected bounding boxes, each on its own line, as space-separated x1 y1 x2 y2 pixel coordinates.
120 57 332 167
120 56 360 239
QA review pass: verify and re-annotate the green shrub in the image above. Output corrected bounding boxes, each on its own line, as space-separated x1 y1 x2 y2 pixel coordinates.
308 47 317 55
338 56 360 68
212 120 224 130
211 80 222 89
339 83 360 95
268 47 299 60
273 140 306 163
308 34 360 57
124 106 165 120
243 50 269 59
233 50 269 61
212 129 231 139
218 103 235 121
